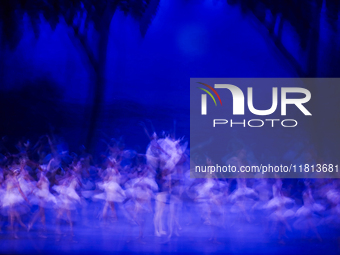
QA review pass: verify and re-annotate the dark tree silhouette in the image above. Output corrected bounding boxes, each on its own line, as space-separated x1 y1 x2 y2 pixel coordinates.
226 0 338 77
226 0 340 161
0 0 160 151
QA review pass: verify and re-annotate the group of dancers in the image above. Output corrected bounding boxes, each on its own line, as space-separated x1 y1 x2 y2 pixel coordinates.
0 126 339 244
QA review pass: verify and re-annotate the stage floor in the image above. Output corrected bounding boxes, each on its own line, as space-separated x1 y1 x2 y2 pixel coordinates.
0 200 339 255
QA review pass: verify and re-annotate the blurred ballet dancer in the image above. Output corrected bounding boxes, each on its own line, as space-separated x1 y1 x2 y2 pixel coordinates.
154 167 170 237
2 169 30 238
53 171 81 237
228 178 257 223
28 171 57 237
265 179 295 244
17 158 36 200
195 175 225 243
167 166 184 239
125 167 158 241
207 179 226 244
151 137 185 237
293 181 324 241
0 167 4 232
93 167 125 224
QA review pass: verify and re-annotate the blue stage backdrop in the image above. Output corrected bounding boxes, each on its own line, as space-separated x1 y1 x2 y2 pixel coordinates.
0 1 340 254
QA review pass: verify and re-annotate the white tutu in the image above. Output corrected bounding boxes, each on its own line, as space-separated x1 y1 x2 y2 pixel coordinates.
269 209 295 222
93 181 125 203
265 196 294 210
293 190 325 230
295 206 312 217
53 185 81 210
93 192 106 201
133 186 153 201
29 175 56 207
30 187 57 208
294 203 325 219
17 177 35 197
1 189 30 216
140 177 158 192
326 189 340 205
2 190 25 207
228 187 257 203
